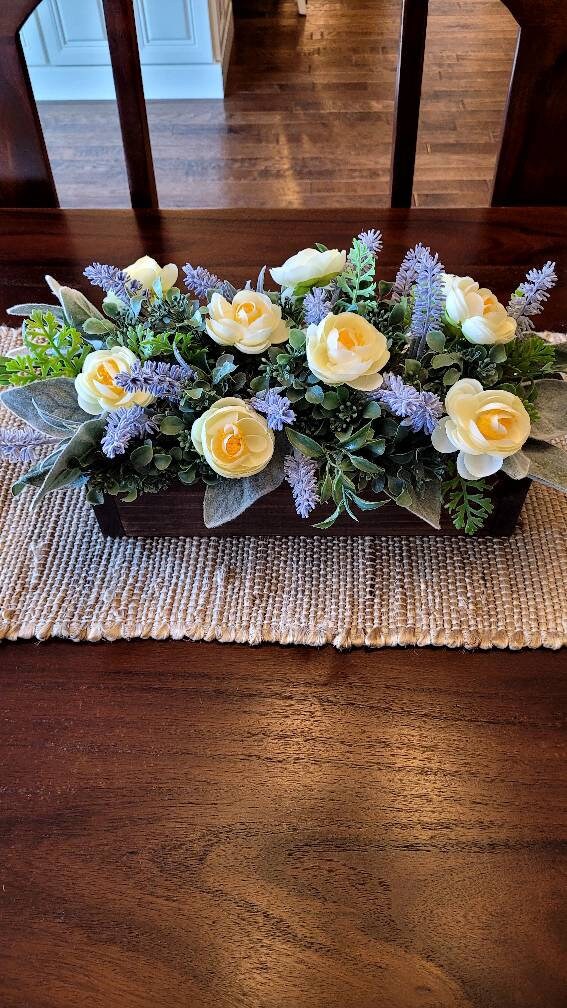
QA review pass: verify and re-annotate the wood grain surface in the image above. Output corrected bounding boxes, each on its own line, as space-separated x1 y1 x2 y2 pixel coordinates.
1 642 566 1008
1 207 566 325
0 207 566 1007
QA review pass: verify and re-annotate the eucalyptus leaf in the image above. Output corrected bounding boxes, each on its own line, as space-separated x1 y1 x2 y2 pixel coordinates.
520 440 567 493
83 317 116 336
203 439 285 528
1 377 91 437
7 303 65 321
34 418 104 504
396 480 442 529
286 428 325 459
426 330 445 352
530 380 567 441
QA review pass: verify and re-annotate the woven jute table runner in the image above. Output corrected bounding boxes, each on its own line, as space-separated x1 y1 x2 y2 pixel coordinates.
0 326 565 649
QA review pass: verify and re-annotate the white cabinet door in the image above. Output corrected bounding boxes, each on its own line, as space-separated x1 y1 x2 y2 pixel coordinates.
21 0 233 99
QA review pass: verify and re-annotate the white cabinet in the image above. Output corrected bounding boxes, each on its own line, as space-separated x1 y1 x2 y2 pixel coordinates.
20 0 234 99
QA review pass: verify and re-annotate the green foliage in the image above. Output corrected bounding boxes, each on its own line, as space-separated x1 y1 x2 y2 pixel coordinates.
0 311 90 386
335 239 376 309
442 472 494 535
501 335 556 383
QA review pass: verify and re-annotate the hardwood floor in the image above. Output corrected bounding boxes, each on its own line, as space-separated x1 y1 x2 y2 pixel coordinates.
35 0 518 209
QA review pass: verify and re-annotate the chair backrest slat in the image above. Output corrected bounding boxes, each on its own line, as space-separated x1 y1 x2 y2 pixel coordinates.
492 1 567 205
0 0 157 209
0 22 58 206
101 0 158 209
391 0 567 208
390 0 429 209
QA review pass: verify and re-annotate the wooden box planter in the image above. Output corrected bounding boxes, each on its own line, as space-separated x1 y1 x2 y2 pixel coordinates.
94 475 531 538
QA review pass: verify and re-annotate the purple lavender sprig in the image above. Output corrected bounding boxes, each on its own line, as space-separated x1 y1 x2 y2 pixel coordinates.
283 452 320 518
250 388 296 432
303 287 333 325
183 264 233 300
391 243 428 301
0 427 57 463
83 263 142 305
100 407 158 460
507 261 557 334
410 248 445 358
114 360 193 403
357 229 383 255
372 373 443 435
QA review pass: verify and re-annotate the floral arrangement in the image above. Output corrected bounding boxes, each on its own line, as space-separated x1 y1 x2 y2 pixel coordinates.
1 233 566 534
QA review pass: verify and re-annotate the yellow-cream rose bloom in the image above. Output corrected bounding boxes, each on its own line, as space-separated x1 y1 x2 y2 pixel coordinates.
75 347 153 415
306 312 390 392
206 290 288 354
125 255 178 294
270 248 346 289
443 273 516 345
431 378 530 479
191 397 274 478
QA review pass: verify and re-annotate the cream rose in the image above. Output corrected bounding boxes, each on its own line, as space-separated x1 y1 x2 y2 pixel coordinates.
125 255 178 295
431 378 530 479
191 397 274 478
443 273 516 345
206 290 288 355
270 248 346 289
75 347 153 415
306 312 390 391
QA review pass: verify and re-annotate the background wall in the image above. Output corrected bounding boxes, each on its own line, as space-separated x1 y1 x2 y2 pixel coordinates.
21 0 234 99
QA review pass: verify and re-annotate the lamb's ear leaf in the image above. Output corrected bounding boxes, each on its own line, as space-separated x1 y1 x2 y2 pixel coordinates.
521 439 567 492
12 445 68 497
45 275 106 334
394 479 442 529
530 379 567 441
502 450 530 480
0 377 91 437
203 438 285 528
7 303 65 322
34 418 104 504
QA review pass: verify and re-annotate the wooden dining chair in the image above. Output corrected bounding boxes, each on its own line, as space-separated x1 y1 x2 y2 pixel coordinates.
0 0 157 208
392 0 567 207
0 0 565 210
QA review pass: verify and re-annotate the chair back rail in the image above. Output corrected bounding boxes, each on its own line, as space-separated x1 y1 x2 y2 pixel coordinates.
0 0 157 209
391 0 567 207
0 1 565 210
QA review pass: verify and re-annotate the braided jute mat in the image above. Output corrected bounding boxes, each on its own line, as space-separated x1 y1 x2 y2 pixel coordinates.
0 325 565 649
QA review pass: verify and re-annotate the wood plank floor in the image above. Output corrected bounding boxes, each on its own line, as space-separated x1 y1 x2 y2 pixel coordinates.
35 0 518 209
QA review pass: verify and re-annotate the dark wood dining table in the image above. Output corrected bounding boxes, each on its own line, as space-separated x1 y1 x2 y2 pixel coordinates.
1 207 566 1008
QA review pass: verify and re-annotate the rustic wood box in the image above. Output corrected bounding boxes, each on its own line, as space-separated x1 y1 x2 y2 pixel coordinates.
93 475 531 538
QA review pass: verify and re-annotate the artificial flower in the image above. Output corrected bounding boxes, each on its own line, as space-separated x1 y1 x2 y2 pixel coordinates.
75 347 154 415
270 248 346 290
206 290 288 354
191 397 274 478
306 312 389 391
443 273 516 345
125 255 178 295
431 378 530 479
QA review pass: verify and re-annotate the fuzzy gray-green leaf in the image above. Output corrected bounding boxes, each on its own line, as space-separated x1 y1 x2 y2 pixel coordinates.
34 418 104 504
530 379 567 441
396 479 442 529
7 303 65 322
1 377 91 436
203 440 285 528
521 440 567 492
501 450 530 480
